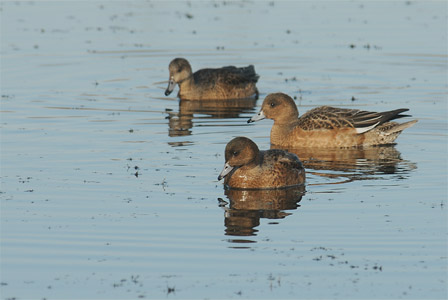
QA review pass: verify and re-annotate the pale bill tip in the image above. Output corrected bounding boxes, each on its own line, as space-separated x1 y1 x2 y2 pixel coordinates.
248 110 265 123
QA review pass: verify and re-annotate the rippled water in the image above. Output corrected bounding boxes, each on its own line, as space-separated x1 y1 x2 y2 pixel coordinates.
1 1 447 299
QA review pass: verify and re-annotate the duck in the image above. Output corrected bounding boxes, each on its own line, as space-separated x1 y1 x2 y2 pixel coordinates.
218 137 306 189
164 58 259 100
248 93 418 148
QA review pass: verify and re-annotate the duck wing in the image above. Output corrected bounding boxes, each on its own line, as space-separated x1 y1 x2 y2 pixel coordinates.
297 106 411 133
261 149 304 171
193 65 259 88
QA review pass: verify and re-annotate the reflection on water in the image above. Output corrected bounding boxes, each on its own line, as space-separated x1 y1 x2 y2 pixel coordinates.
167 98 257 137
217 145 416 245
219 186 305 244
278 145 417 185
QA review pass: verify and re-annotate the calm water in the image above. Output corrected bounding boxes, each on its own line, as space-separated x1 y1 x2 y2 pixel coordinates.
1 1 447 299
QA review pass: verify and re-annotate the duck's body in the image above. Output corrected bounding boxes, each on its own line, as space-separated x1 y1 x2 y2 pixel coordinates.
249 93 417 148
218 137 305 189
165 58 259 100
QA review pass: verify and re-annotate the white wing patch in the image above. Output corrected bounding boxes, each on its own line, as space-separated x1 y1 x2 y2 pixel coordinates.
355 122 380 134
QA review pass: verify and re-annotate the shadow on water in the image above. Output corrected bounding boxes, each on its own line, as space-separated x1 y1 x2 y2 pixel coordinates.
277 145 417 185
166 98 257 137
218 185 306 247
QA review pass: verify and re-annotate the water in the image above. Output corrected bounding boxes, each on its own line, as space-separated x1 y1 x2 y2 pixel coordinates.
1 1 447 299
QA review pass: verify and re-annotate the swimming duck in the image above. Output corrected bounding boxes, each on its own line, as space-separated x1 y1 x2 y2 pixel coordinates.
218 137 305 189
165 58 259 100
248 93 418 148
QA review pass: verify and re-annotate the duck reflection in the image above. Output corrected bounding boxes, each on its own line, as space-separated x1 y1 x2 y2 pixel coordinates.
167 98 257 137
219 185 305 242
275 145 417 184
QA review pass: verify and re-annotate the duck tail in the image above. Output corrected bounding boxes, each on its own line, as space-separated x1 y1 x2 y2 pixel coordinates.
383 119 418 135
247 65 260 82
380 108 411 124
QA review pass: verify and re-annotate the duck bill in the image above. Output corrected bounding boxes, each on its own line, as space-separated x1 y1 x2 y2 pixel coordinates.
247 109 265 123
164 78 176 96
218 162 234 181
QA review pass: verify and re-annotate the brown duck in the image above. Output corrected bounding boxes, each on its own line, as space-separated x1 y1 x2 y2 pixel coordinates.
248 93 418 148
165 58 259 100
218 137 305 189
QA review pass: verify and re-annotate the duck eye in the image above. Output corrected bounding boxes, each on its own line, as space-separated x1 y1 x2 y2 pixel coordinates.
270 102 276 107
232 151 239 156
177 67 182 72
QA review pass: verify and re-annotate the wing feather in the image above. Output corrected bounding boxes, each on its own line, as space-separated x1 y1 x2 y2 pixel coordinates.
297 106 411 132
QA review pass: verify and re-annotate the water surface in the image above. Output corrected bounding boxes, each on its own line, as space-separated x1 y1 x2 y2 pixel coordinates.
1 1 447 299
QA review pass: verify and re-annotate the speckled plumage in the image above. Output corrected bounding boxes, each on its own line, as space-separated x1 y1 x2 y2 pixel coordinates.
249 93 417 148
218 137 306 189
165 58 259 100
